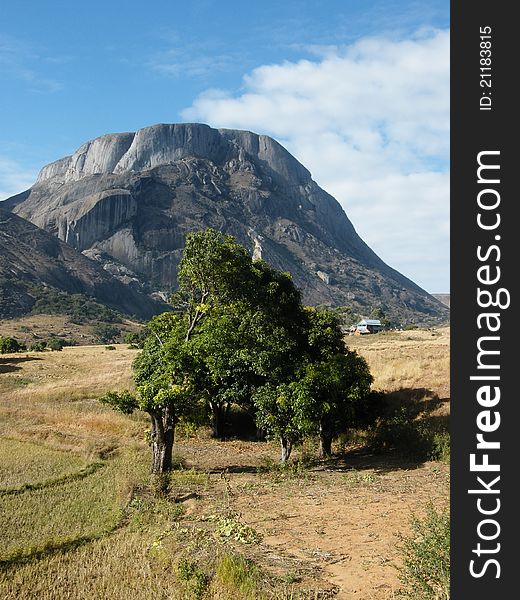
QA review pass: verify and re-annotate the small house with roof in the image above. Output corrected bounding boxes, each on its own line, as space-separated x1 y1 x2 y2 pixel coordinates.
356 319 383 334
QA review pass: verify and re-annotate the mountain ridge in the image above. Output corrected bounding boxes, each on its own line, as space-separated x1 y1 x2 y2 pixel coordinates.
0 207 166 320
3 123 448 325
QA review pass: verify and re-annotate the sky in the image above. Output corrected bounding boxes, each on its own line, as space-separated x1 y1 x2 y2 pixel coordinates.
0 0 449 293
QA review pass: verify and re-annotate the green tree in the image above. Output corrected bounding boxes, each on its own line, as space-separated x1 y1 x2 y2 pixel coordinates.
100 313 206 472
171 229 305 439
253 308 373 461
0 336 26 353
91 323 121 344
253 381 314 462
302 351 373 457
124 331 146 347
47 338 65 351
99 229 374 470
30 340 47 352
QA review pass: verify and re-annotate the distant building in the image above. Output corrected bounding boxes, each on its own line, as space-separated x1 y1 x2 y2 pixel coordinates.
356 319 383 334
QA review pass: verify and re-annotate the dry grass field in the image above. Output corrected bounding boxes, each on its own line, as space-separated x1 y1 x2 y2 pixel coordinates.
0 327 450 599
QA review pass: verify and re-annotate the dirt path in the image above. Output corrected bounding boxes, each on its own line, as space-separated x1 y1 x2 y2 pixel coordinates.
178 440 449 599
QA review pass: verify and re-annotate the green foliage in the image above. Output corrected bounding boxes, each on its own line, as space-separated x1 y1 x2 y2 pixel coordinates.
331 305 360 328
47 338 65 351
253 307 374 458
397 504 450 599
28 287 121 323
29 341 47 352
0 336 26 354
100 228 376 468
104 345 116 351
253 382 313 450
123 331 146 348
99 391 138 415
212 514 262 544
215 553 260 598
91 324 121 344
370 405 450 462
430 431 451 462
176 557 208 599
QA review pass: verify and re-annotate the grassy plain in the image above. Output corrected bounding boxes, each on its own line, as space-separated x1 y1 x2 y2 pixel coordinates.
0 327 450 599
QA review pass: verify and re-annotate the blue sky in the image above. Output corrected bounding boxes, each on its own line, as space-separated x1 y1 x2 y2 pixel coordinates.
0 0 449 292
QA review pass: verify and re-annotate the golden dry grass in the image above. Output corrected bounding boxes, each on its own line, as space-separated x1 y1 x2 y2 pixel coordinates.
346 327 450 398
0 345 143 457
0 330 450 599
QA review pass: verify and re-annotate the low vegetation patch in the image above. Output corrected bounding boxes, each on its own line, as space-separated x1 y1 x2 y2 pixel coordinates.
397 504 450 599
369 403 450 462
0 336 26 353
28 286 122 323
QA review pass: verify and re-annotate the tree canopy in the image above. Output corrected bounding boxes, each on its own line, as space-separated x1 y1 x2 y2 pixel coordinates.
100 228 374 470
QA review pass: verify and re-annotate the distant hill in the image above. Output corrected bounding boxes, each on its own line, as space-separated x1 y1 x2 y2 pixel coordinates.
3 123 449 325
432 294 450 308
0 208 166 320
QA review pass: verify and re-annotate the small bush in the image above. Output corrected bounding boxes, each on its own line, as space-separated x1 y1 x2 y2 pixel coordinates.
215 553 260 599
123 331 146 348
176 557 208 600
91 324 121 344
0 336 26 353
397 504 450 599
430 431 450 462
47 338 65 351
370 405 450 462
30 341 47 352
212 513 262 545
105 345 116 351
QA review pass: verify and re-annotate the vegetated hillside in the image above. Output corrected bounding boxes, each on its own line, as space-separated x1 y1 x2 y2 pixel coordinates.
0 329 449 599
0 208 167 320
0 314 144 346
4 123 449 326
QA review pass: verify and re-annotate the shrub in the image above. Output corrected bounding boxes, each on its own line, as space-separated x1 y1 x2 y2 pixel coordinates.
215 553 260 598
370 404 450 462
0 336 26 354
176 557 208 600
29 287 121 323
30 341 47 352
47 338 65 351
430 431 450 462
91 324 121 344
123 331 146 348
105 345 116 351
397 504 450 599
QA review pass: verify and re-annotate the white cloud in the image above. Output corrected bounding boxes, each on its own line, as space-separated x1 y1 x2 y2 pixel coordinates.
0 157 37 200
182 29 449 292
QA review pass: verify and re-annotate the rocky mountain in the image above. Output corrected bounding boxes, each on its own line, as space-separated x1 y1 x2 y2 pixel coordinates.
0 208 165 319
3 123 448 324
432 294 450 308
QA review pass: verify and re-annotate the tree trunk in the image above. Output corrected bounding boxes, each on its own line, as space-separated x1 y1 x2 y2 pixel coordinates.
280 437 292 463
150 405 176 473
319 433 333 457
256 426 266 441
211 401 227 439
318 422 333 458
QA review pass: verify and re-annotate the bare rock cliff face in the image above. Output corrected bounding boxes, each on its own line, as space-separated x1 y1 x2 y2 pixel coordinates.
0 208 165 319
4 123 448 324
